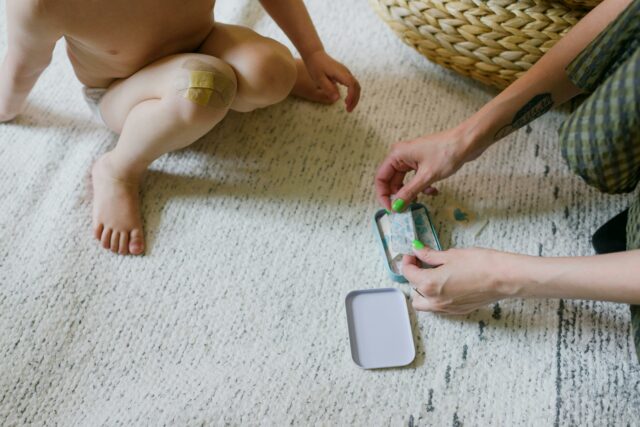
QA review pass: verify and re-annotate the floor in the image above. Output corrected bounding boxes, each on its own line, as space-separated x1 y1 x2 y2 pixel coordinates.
0 0 638 425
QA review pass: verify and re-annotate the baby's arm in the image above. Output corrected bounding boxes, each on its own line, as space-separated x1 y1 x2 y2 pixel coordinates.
0 0 61 122
258 0 323 60
259 0 361 111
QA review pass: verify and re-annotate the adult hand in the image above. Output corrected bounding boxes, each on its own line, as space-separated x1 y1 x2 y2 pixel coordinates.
303 50 361 112
402 245 522 314
375 127 484 211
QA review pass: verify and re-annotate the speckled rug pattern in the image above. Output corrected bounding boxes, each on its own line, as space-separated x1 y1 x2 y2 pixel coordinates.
1 0 638 425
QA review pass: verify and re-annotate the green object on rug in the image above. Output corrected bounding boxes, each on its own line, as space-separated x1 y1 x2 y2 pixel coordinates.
453 208 469 222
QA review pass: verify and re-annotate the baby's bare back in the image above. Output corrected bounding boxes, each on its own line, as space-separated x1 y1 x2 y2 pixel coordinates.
46 0 216 87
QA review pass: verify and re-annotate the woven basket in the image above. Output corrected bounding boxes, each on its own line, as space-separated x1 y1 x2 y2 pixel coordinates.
370 0 600 89
560 0 601 8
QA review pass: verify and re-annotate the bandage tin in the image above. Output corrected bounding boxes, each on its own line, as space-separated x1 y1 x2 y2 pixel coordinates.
373 203 442 283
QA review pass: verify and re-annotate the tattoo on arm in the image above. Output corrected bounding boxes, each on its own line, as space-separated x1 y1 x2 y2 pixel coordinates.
494 93 553 140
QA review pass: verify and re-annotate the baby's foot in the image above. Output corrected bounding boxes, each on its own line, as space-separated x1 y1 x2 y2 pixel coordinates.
91 153 145 255
291 59 336 105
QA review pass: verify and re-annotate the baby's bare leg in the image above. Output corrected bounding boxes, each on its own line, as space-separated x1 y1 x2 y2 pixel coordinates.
198 23 302 112
93 53 237 255
199 23 334 109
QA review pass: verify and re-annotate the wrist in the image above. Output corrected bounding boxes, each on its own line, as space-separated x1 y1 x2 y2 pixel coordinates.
450 117 493 163
299 45 325 62
492 252 537 298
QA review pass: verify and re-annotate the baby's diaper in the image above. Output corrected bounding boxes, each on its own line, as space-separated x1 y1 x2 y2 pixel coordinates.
82 87 108 125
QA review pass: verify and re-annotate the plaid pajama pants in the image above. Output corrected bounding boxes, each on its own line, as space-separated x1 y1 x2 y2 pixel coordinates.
558 0 640 361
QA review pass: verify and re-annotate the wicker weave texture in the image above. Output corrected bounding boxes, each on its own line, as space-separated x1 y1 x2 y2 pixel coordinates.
560 0 601 9
371 0 596 89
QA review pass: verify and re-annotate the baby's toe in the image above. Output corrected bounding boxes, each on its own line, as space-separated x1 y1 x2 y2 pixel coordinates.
110 231 121 253
94 223 104 241
129 229 144 255
101 228 113 249
119 232 130 255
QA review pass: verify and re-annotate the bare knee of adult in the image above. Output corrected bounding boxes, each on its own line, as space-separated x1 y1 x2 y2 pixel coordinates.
93 54 237 255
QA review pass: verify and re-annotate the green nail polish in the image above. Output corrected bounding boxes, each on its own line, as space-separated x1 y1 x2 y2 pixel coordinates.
412 239 425 250
392 198 405 212
385 209 392 215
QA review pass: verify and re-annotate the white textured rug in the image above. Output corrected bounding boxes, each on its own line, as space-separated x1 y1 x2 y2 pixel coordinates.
1 0 638 425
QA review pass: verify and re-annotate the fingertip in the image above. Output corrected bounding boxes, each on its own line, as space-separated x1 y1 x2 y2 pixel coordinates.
345 101 353 113
375 189 393 212
391 198 406 213
385 198 394 211
345 82 359 112
348 97 356 112
412 244 433 254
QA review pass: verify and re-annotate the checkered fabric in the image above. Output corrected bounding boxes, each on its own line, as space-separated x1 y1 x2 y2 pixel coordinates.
559 0 640 361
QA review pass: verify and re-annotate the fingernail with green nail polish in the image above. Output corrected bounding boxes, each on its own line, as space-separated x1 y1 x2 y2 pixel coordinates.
412 239 425 250
392 198 405 212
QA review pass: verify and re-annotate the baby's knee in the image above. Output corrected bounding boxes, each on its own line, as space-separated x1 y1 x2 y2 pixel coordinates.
241 42 296 106
170 55 238 123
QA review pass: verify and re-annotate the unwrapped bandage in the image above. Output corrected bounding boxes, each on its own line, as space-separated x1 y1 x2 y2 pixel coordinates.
389 209 417 255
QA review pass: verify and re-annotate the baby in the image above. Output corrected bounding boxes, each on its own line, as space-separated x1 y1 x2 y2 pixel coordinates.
0 0 361 255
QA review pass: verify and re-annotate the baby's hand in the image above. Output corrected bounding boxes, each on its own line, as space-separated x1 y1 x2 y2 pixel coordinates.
304 50 360 112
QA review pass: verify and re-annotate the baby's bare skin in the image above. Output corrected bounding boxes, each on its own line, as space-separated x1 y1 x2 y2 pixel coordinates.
60 0 217 88
1 0 361 255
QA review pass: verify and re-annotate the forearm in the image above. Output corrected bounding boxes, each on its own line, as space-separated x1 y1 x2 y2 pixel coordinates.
507 250 640 305
456 0 631 158
259 0 324 59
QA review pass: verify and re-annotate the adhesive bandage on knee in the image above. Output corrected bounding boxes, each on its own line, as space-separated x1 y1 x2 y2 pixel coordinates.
176 59 236 108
